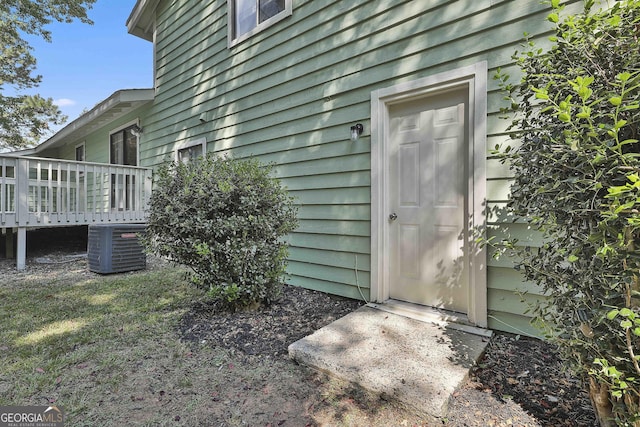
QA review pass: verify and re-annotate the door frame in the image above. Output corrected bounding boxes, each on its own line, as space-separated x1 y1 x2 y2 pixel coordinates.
370 62 488 327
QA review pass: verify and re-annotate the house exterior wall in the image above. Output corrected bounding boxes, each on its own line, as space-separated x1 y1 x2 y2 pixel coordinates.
40 106 152 164
138 0 582 335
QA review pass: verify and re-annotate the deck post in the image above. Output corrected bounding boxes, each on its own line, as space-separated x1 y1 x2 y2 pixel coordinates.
15 158 29 227
16 227 26 271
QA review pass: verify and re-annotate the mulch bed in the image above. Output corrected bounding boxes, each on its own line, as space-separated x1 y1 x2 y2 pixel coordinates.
468 334 597 426
179 284 598 426
179 286 364 357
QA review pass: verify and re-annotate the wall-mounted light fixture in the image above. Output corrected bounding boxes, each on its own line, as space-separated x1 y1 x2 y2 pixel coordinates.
350 123 364 141
130 124 143 137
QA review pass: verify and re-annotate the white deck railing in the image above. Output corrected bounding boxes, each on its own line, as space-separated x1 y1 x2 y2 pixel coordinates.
0 155 152 229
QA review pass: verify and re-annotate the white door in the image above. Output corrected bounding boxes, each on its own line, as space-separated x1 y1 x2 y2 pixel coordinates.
388 89 468 314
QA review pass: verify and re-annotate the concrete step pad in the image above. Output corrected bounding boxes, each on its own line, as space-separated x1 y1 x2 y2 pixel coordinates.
288 306 489 420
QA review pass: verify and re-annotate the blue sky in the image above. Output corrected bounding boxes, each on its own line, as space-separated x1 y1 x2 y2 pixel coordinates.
23 0 153 130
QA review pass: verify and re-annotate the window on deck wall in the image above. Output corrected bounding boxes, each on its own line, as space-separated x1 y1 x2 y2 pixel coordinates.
110 125 138 210
110 127 137 167
75 143 85 162
229 0 291 46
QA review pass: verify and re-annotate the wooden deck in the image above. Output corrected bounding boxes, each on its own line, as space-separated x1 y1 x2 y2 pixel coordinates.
1 155 152 269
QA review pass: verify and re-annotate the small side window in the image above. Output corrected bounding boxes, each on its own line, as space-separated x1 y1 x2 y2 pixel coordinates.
76 142 86 178
228 0 292 47
176 137 206 164
75 143 85 162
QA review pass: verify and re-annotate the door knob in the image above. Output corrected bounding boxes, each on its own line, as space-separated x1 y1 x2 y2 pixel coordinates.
389 212 398 221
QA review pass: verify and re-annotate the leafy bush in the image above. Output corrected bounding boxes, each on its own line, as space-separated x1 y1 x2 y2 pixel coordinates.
145 155 298 311
495 1 640 424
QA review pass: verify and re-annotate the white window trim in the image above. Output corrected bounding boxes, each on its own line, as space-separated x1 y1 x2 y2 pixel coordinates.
175 137 207 163
109 119 141 166
370 61 488 327
227 0 292 48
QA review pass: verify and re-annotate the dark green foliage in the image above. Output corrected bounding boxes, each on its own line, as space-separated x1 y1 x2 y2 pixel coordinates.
496 0 640 423
145 156 298 311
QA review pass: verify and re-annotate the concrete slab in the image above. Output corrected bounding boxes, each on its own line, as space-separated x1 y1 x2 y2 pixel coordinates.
288 306 489 420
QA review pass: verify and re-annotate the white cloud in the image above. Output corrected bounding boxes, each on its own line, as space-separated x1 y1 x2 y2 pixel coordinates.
54 98 77 107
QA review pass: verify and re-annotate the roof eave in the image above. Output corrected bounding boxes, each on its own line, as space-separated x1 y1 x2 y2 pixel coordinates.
126 0 160 42
32 88 155 155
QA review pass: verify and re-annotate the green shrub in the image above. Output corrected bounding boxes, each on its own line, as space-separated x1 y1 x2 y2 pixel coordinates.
145 155 298 310
495 1 640 424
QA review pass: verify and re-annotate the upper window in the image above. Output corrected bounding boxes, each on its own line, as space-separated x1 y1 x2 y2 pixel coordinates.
228 0 292 47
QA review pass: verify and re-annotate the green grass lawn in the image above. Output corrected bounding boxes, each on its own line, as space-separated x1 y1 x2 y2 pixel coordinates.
0 266 205 424
0 264 430 426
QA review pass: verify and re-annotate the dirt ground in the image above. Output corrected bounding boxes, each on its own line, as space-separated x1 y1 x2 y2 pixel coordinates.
1 236 597 426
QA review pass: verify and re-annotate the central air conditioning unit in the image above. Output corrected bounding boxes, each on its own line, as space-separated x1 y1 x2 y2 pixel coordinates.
88 224 147 274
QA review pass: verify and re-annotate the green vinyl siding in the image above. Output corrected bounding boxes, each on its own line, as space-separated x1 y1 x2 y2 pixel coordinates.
135 0 583 334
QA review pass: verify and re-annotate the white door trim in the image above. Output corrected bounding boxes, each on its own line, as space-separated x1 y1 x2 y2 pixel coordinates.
370 61 488 327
